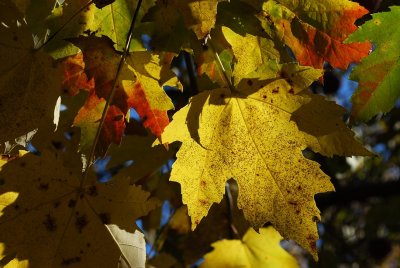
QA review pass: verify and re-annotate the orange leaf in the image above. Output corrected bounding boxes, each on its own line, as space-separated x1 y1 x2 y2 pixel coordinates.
126 81 169 138
73 90 125 156
61 52 94 96
260 0 372 69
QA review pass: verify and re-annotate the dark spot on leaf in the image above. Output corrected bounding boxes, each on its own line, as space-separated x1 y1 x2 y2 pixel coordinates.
53 201 61 208
288 88 294 94
262 95 267 99
288 200 297 206
75 215 88 233
61 256 81 266
200 181 207 187
199 199 208 206
272 88 279 94
99 213 111 224
68 199 77 208
38 183 49 191
297 185 302 190
43 214 57 232
86 185 98 197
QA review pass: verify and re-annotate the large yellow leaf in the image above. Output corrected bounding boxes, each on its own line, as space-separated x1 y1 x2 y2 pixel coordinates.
0 148 159 267
162 79 335 258
200 227 298 268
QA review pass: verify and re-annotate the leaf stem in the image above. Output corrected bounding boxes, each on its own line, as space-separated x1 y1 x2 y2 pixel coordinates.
82 0 143 181
207 36 235 92
37 0 94 50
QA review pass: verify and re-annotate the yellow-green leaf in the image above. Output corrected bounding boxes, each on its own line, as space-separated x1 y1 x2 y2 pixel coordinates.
200 227 298 268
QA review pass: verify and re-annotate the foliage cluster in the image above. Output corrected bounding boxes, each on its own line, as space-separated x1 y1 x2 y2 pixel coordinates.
0 0 400 267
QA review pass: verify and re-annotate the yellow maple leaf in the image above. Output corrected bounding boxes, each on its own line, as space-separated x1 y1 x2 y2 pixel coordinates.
162 79 334 259
200 227 298 268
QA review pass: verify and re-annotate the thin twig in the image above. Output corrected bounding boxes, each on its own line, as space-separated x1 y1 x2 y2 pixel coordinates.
82 0 143 184
38 0 94 50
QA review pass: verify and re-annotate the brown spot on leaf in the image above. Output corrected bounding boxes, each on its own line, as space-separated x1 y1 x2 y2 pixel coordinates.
200 181 207 187
288 200 298 206
38 183 49 191
61 257 81 266
288 88 294 94
272 88 279 93
99 213 111 224
86 185 98 197
199 199 208 206
75 215 88 233
53 201 61 208
68 199 77 208
43 214 57 232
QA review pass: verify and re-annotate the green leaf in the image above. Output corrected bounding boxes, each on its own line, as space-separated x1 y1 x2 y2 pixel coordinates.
346 6 400 120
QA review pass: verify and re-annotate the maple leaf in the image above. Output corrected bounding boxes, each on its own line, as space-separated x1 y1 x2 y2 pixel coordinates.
73 90 126 156
62 52 95 96
257 0 371 69
222 26 280 84
106 134 174 183
292 93 372 157
143 0 225 51
346 6 400 120
0 148 159 267
45 0 153 58
65 36 180 155
162 66 370 258
0 0 62 144
200 227 298 267
162 82 332 258
145 0 221 40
